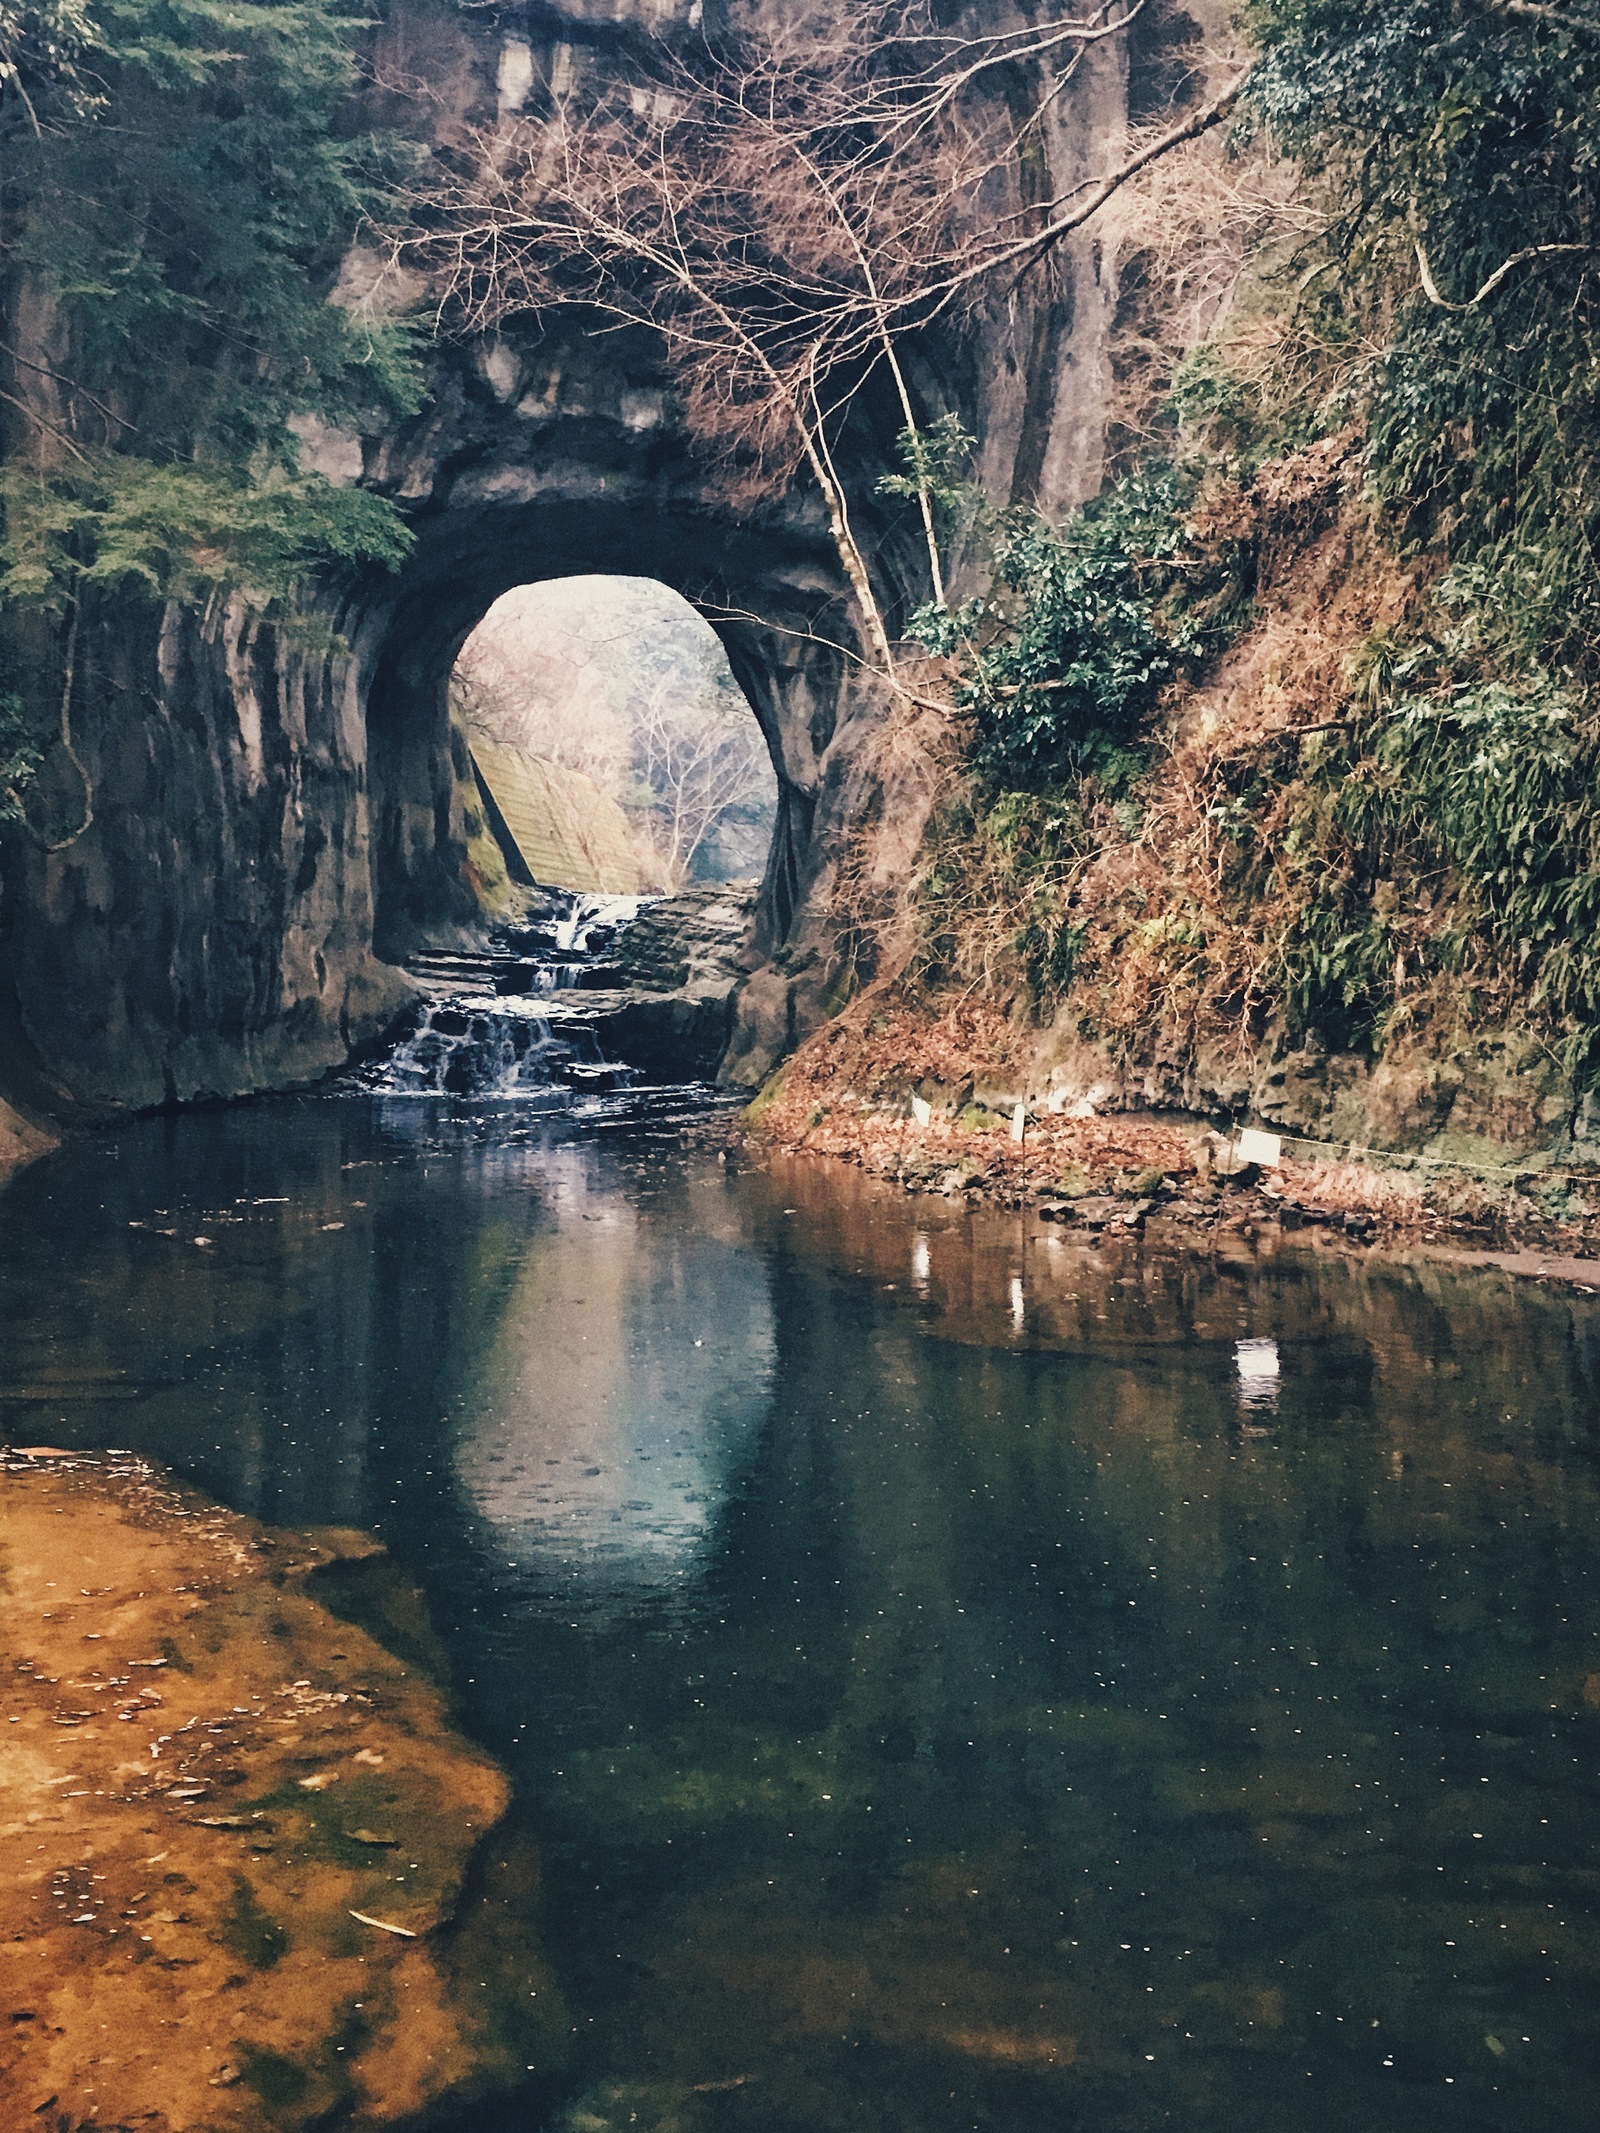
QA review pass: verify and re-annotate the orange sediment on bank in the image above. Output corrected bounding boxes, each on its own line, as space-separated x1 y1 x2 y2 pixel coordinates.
0 1095 56 1183
0 1451 559 2130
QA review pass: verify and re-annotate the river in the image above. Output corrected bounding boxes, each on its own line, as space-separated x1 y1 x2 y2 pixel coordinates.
2 1089 1597 2131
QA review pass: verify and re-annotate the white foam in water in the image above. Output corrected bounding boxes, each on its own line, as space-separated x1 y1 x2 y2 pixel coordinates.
1235 1336 1281 1408
373 997 600 1096
370 888 656 1095
552 892 650 955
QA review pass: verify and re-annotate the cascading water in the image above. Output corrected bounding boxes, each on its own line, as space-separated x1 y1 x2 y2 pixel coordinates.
363 891 656 1098
370 998 621 1097
552 892 649 956
522 894 651 992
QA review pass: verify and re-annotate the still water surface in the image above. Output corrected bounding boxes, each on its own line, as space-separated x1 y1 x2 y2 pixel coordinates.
2 1094 1599 2131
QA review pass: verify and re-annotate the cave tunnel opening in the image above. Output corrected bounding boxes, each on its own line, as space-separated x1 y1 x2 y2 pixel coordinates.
362 499 852 972
451 575 778 906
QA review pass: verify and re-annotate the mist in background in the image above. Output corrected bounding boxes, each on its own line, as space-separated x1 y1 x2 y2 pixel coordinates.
453 577 776 888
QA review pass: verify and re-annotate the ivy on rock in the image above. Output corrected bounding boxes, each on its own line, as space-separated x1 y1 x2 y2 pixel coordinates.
0 0 418 619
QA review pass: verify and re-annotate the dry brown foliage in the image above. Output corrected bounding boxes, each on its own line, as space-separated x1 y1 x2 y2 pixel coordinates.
1042 465 1441 1077
395 3 1244 679
751 997 1555 1248
1098 66 1318 463
755 992 1198 1194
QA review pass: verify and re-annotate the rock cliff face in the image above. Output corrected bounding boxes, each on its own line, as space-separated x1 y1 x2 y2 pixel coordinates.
0 0 1137 1118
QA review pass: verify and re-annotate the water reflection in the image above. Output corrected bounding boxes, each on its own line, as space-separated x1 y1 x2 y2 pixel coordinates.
2 1107 1599 2132
454 1172 772 1619
1234 1335 1281 1409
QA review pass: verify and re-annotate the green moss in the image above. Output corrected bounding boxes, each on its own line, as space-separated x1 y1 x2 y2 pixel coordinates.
218 1874 288 1971
820 965 857 1018
235 2040 309 2110
741 1067 789 1130
1 0 419 618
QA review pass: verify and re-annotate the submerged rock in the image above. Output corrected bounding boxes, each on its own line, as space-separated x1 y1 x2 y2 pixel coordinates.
0 1451 566 2129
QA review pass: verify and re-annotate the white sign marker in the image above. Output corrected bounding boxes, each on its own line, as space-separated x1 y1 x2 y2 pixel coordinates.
1234 1127 1283 1168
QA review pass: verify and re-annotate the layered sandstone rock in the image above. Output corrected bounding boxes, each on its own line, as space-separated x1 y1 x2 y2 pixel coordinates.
0 1450 565 2129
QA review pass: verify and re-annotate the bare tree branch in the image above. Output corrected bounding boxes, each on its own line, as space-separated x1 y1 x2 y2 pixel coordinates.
1413 234 1593 310
910 77 1247 320
393 3 1243 701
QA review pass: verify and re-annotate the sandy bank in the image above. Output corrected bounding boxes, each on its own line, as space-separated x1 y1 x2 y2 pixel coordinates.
0 1096 56 1185
0 1450 562 2130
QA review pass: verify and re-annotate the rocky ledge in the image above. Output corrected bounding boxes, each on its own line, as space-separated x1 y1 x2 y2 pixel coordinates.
0 1451 564 2131
748 997 1600 1277
547 881 761 1082
385 883 761 1090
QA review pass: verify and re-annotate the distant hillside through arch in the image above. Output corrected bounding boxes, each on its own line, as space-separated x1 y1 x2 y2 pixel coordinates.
453 576 777 899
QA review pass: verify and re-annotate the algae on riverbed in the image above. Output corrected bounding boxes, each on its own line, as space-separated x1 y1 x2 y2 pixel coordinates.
0 1450 566 2129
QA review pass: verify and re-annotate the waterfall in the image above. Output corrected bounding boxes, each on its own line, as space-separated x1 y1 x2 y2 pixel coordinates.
369 998 624 1096
552 892 650 956
367 891 656 1096
361 885 736 1097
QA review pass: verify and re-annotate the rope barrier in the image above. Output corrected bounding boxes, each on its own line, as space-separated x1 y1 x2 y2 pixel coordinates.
1252 1126 1593 1184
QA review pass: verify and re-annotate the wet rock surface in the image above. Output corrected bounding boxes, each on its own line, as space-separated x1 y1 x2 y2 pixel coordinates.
0 1451 564 2130
610 882 757 993
371 886 760 1093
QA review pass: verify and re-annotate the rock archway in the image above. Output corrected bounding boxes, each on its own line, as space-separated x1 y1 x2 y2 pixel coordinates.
0 0 1141 1118
354 317 861 965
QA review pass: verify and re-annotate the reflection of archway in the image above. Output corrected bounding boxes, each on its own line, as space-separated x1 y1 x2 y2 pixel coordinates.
452 1151 775 1625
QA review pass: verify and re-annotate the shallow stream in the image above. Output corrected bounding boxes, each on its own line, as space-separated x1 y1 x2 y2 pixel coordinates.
2 1092 1598 2131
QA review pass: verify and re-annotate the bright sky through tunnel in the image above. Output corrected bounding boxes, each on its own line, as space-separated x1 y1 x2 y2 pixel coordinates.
453 576 777 892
